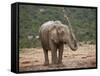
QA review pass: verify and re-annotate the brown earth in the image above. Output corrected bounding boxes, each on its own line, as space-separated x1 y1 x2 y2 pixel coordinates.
19 44 96 72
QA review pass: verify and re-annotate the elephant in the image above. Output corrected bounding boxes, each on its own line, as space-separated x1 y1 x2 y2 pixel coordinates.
39 20 78 66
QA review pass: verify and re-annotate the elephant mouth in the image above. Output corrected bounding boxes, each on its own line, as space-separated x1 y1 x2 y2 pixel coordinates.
64 42 67 44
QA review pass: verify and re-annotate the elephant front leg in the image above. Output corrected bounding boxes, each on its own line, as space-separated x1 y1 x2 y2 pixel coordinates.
43 49 49 66
49 41 58 65
58 44 64 65
51 47 57 65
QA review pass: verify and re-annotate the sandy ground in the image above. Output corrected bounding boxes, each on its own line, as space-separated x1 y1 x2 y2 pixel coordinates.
19 44 96 72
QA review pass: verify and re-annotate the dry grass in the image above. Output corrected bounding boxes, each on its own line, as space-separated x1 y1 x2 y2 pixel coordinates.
19 44 96 72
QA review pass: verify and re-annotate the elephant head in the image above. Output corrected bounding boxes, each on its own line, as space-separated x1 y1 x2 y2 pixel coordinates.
50 21 78 51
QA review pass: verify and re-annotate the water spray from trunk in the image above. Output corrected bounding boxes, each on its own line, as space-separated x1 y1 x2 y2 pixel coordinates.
62 7 73 33
62 7 77 39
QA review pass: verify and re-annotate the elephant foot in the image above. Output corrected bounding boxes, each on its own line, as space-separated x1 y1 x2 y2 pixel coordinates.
57 61 62 64
57 62 65 67
43 62 49 66
49 64 58 67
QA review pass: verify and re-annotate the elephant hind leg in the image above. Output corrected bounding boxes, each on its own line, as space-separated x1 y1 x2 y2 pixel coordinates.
43 49 49 66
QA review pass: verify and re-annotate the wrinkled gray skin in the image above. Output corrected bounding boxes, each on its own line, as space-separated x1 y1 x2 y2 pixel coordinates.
39 20 78 66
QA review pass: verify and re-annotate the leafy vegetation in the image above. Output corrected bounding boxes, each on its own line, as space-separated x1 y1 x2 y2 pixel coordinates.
19 5 96 48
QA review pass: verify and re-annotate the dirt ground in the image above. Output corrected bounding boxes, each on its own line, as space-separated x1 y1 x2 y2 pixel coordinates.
19 44 96 72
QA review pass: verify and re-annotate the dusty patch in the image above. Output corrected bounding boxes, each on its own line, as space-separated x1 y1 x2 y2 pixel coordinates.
19 44 96 72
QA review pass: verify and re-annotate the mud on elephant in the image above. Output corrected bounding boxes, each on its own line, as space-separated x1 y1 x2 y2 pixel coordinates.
39 20 78 66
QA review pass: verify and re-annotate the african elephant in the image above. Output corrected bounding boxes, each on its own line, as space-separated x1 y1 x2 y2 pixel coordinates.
39 20 78 66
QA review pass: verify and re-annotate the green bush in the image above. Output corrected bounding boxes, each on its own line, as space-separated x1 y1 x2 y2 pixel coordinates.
19 5 96 48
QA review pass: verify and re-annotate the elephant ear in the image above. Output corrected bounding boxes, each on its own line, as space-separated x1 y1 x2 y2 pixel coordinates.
50 26 59 44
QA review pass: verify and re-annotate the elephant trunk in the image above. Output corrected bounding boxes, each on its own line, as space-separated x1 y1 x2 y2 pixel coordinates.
69 39 78 51
68 32 78 51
